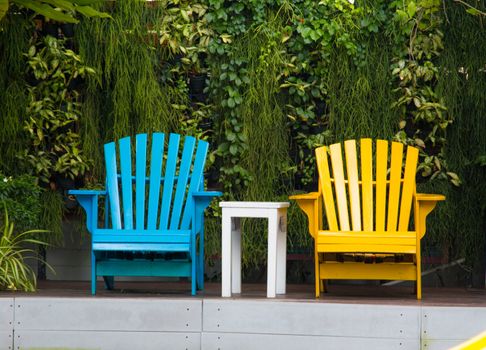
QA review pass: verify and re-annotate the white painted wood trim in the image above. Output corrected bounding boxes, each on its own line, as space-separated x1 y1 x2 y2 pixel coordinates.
220 201 290 209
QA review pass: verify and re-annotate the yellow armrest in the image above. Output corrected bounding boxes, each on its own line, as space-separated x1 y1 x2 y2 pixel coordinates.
415 192 445 239
289 192 320 200
416 193 446 202
289 192 321 238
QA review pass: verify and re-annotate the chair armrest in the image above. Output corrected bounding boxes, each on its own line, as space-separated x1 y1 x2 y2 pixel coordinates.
416 193 446 202
289 192 321 238
192 191 222 233
193 191 223 198
415 193 446 239
68 189 107 232
193 191 222 210
289 192 320 200
69 189 107 196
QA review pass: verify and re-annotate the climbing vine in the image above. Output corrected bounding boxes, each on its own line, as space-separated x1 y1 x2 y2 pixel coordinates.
391 0 458 184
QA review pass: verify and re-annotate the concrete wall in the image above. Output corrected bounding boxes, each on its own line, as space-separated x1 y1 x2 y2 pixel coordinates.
1 296 486 350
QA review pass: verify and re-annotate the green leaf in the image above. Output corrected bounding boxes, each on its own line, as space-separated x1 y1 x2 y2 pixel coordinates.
70 0 102 4
466 8 482 16
41 0 75 11
75 5 111 18
229 144 238 155
13 0 79 23
0 0 8 22
407 1 416 18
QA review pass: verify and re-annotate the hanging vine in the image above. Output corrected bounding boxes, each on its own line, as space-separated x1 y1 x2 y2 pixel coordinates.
391 0 457 184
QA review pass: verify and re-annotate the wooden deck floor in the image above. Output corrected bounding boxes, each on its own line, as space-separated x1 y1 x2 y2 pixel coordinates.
4 280 484 307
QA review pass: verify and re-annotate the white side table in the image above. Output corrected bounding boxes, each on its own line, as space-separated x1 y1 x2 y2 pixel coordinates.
220 201 290 298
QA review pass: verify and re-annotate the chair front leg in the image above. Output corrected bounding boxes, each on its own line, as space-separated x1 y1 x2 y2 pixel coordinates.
197 218 205 290
91 250 97 295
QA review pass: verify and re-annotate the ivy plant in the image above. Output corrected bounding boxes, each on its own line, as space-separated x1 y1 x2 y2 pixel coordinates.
21 35 94 184
390 0 458 185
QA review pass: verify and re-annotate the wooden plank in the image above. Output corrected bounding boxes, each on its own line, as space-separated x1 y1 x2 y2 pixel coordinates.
135 134 148 230
93 230 191 241
317 234 416 246
375 140 388 232
203 299 420 338
202 333 419 350
316 147 338 231
317 243 416 254
96 260 192 277
360 138 373 231
104 141 122 229
159 134 180 230
147 133 165 230
14 298 202 331
181 139 209 229
119 136 133 229
170 136 196 230
344 140 361 231
387 142 404 232
319 262 417 280
329 143 350 231
398 146 419 232
92 242 190 252
16 331 200 350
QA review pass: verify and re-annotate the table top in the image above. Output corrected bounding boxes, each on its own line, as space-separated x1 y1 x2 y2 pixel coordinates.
220 201 290 209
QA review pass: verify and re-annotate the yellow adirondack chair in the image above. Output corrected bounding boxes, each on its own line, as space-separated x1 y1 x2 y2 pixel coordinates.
290 139 445 299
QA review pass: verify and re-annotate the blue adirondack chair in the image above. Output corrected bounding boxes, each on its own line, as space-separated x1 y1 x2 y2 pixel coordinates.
69 133 221 295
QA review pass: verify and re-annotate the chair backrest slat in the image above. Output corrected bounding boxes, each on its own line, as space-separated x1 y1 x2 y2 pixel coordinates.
119 137 133 230
329 143 350 231
180 140 209 229
360 138 373 231
316 147 338 231
147 133 165 230
104 142 122 229
103 133 209 233
169 136 196 230
317 139 419 234
344 140 361 231
158 134 180 230
375 140 388 232
398 146 419 231
386 142 404 231
135 134 147 230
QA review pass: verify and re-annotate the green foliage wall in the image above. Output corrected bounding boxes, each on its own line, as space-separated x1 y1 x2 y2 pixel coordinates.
0 10 31 174
0 0 484 282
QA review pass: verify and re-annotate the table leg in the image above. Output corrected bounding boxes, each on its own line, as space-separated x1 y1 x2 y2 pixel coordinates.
276 209 287 295
221 212 232 297
267 211 278 298
231 217 241 294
